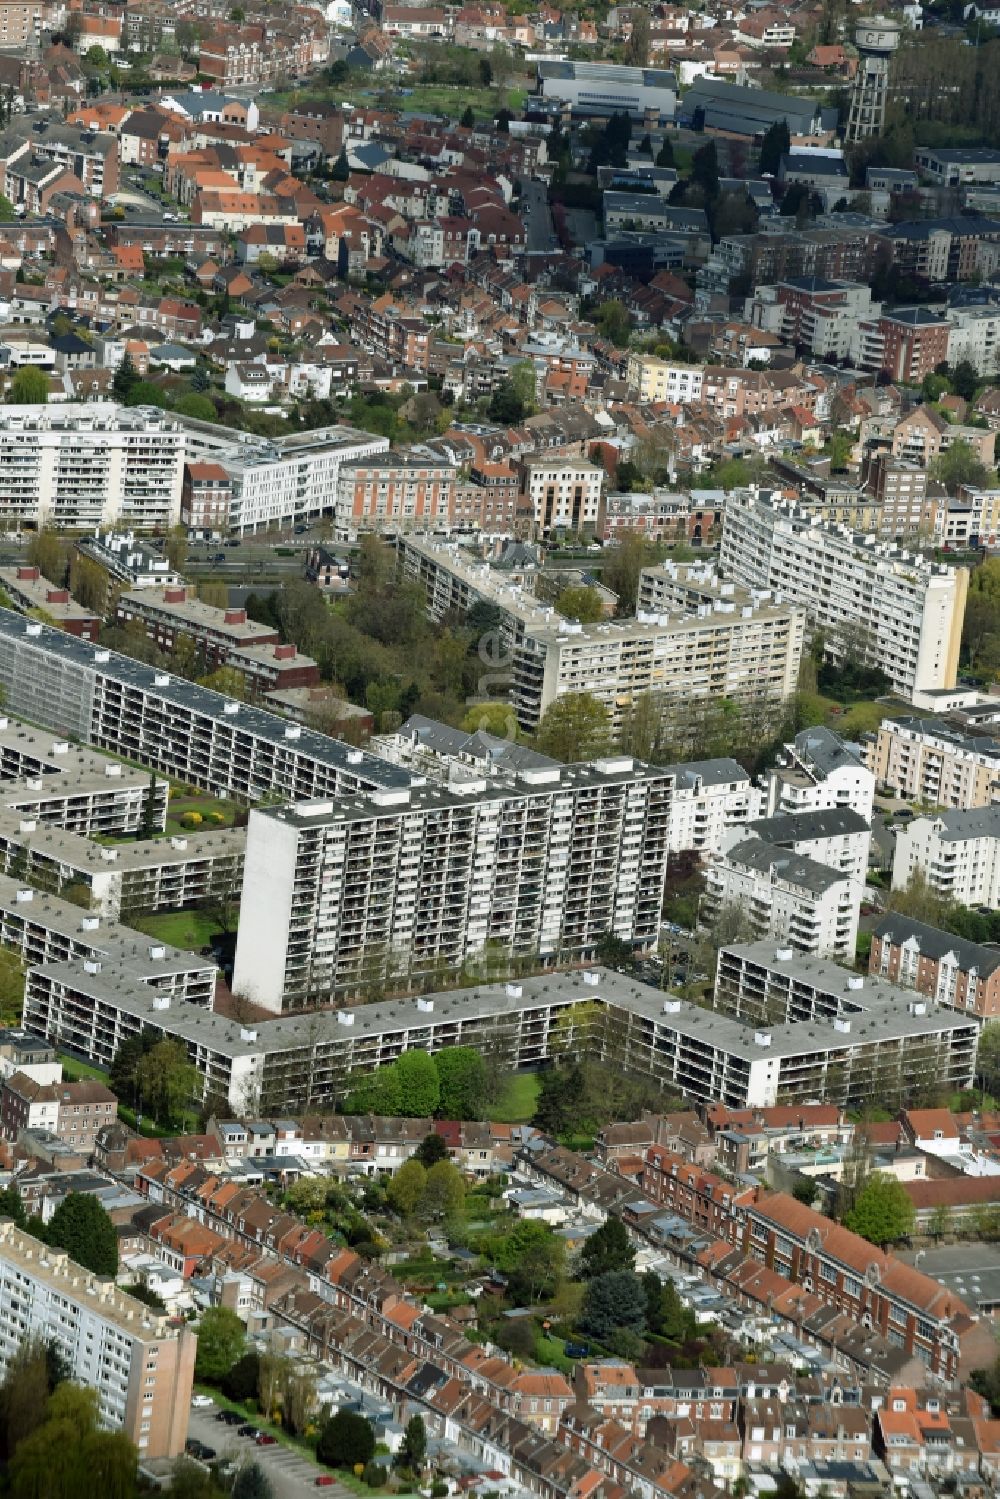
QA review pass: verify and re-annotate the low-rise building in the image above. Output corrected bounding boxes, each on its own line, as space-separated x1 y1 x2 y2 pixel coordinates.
0 566 101 640
870 912 1000 1020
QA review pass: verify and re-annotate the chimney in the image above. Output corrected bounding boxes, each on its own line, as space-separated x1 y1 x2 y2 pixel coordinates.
273 643 296 660
224 607 247 625
16 565 39 581
164 586 186 603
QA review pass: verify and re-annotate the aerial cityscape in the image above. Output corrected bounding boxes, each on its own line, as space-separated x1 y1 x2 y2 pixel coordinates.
0 1 999 1496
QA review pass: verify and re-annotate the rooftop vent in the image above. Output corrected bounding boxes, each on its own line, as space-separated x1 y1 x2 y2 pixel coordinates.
337 1011 355 1026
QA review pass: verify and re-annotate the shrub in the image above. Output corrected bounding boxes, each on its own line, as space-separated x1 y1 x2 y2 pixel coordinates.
363 1461 387 1488
432 1483 449 1497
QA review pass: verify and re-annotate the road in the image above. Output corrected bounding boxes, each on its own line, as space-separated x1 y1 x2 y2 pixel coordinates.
186 1402 352 1499
521 177 555 252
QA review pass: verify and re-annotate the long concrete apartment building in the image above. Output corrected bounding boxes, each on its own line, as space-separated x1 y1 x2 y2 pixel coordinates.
0 404 184 531
232 757 673 1010
0 1221 195 1458
399 537 805 735
0 608 415 804
865 716 1000 809
719 491 969 698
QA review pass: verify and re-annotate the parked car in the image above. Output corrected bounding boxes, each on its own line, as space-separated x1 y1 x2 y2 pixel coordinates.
255 1434 278 1447
316 1479 335 1488
238 1425 259 1438
217 1410 242 1425
191 1395 213 1410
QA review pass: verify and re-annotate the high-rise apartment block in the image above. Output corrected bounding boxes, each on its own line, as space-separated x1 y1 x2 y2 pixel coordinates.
0 405 184 531
720 492 968 698
232 759 672 1010
0 1222 195 1457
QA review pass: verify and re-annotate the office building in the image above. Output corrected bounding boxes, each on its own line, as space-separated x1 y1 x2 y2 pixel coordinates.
232 758 673 1010
400 538 805 736
661 758 759 857
0 1221 195 1457
0 608 414 803
535 60 677 121
893 806 1000 906
177 416 390 533
705 838 861 959
870 912 1000 1021
0 405 184 531
914 146 1000 185
865 716 1000 810
719 491 968 698
760 725 876 821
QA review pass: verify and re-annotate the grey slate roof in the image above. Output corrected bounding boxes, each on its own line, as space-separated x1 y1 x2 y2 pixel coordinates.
872 912 1000 978
725 838 847 894
924 805 1000 841
659 757 749 791
792 725 864 777
748 808 870 842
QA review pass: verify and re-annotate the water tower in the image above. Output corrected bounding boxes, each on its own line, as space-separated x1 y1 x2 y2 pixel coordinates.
846 16 901 142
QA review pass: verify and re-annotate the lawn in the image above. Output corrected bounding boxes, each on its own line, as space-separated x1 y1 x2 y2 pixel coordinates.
164 790 238 838
489 1071 540 1124
134 908 224 951
58 1052 109 1083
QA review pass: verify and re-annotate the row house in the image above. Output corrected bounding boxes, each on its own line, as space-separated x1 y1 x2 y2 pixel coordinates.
631 1147 736 1240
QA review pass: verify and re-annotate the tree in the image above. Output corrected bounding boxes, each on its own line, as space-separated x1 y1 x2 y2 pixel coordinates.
421 1159 465 1220
580 1217 635 1278
221 1350 260 1402
843 1173 915 1247
655 138 674 169
594 300 631 348
930 439 990 491
415 1130 449 1165
433 1046 485 1119
580 1270 647 1341
331 147 350 182
759 118 790 175
8 1383 136 1499
112 351 139 403
399 1414 427 1472
317 1410 375 1469
174 392 216 421
8 367 49 405
0 1185 25 1228
555 585 603 623
536 692 610 761
197 579 229 610
136 1038 199 1128
952 359 979 402
691 139 720 199
624 9 649 64
68 554 109 615
123 1281 166 1311
46 1193 118 1275
978 1024 1000 1097
492 1219 565 1303
462 702 518 740
387 1158 427 1216
195 1306 246 1382
26 528 63 584
394 1049 440 1116
165 525 188 574
0 1340 50 1458
601 531 660 613
233 1464 274 1499
460 105 475 128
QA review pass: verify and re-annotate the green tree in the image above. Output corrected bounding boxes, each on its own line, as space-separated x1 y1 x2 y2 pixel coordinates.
580 1216 635 1278
421 1159 465 1220
461 702 518 740
331 147 350 182
8 367 49 405
394 1049 440 1116
433 1046 485 1119
691 139 720 198
759 118 790 175
112 351 139 403
317 1410 375 1469
135 1038 199 1128
580 1269 647 1341
460 104 475 127
387 1158 427 1216
0 1340 50 1459
46 1193 118 1275
843 1173 915 1246
536 692 610 761
26 527 63 584
0 1185 25 1228
233 1464 274 1499
492 1219 565 1302
594 300 631 348
198 666 247 700
930 439 991 491
655 138 674 168
977 1023 1000 1097
555 585 604 623
601 531 660 613
221 1350 260 1402
399 1414 427 1472
174 392 216 421
415 1130 449 1165
194 1306 246 1382
952 359 979 402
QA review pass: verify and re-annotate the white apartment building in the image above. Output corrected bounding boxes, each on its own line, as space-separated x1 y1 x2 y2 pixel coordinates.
0 405 184 531
523 459 604 535
865 715 1000 810
746 807 872 882
760 725 876 821
400 538 805 735
0 1222 196 1457
232 759 673 1010
893 805 1000 906
720 491 969 699
705 836 861 959
945 305 1000 375
176 417 391 533
748 278 877 362
661 757 760 857
624 356 705 405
